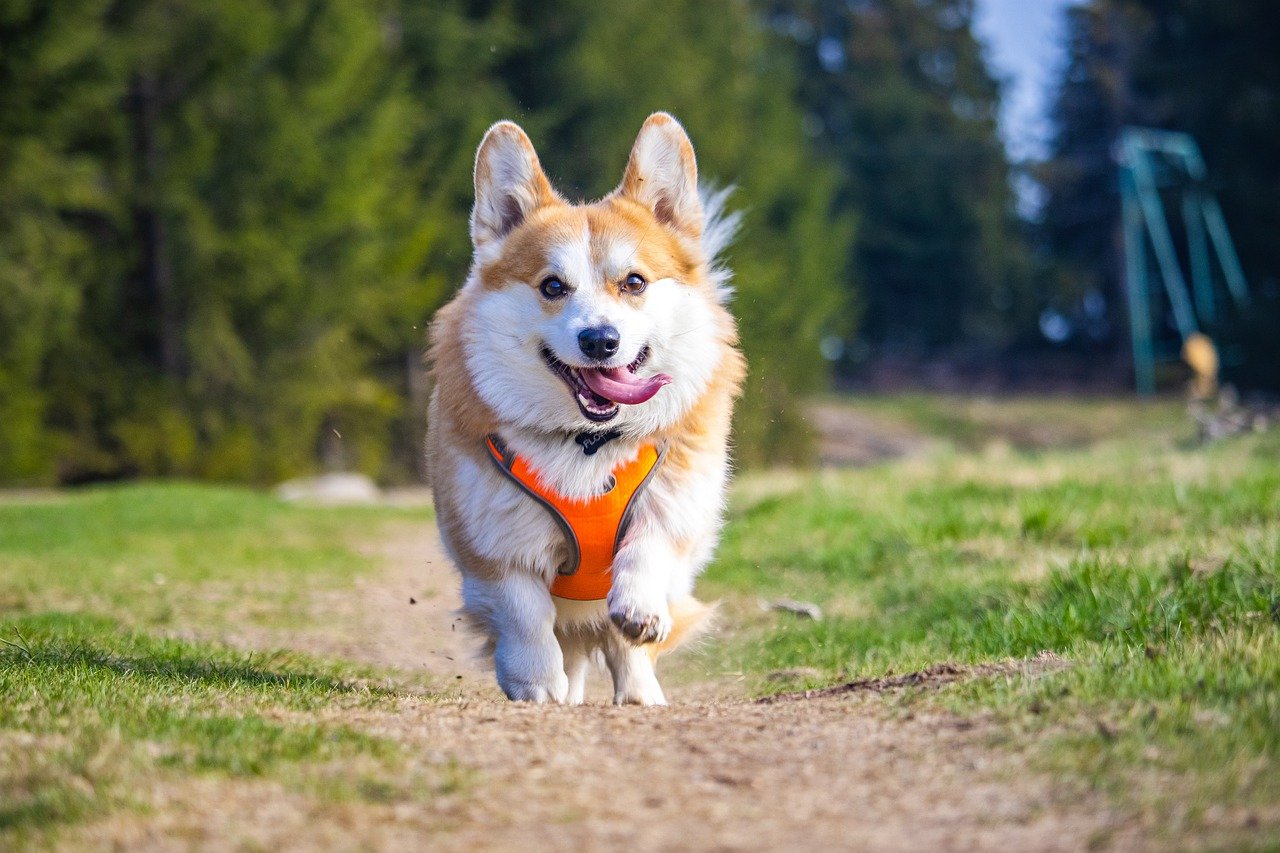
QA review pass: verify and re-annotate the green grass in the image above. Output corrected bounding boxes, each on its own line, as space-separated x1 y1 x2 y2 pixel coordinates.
707 409 1280 841
0 613 401 832
2 403 1278 845
0 483 443 846
836 392 1186 452
0 481 426 628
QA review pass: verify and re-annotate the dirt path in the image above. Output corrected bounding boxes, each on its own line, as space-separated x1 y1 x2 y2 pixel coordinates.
212 516 500 695
807 401 935 467
87 521 1139 851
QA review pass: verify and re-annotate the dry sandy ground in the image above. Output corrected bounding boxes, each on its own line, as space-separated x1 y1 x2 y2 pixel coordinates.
807 402 935 467
71 522 1144 852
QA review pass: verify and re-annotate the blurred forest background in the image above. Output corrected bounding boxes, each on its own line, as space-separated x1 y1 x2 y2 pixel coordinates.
1 0 1277 484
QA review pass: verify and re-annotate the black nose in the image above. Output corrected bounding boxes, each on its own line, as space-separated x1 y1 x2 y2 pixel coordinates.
578 326 621 361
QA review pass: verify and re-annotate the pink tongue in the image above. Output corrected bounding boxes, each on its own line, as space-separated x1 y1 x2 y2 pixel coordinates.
580 367 672 405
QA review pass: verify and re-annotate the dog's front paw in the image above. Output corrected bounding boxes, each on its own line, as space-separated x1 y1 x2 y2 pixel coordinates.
610 610 669 644
608 586 671 645
494 637 569 703
614 681 667 706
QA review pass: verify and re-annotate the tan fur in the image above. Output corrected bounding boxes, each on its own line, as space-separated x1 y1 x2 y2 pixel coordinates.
427 212 743 596
658 344 746 479
425 113 744 702
645 597 719 663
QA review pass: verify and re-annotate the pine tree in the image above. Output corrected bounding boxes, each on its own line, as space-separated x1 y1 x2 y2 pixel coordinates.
1036 3 1133 348
11 0 439 483
766 0 1031 353
378 0 521 476
1 0 850 479
0 0 122 480
1125 0 1280 299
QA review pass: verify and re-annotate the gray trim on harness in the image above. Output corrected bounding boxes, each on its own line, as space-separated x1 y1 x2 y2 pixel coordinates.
482 434 665 577
485 434 581 575
612 446 667 554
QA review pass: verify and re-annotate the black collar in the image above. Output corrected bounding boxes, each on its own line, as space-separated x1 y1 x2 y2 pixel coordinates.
574 428 623 456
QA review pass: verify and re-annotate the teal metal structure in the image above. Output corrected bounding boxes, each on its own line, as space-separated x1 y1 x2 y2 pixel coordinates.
1118 127 1249 394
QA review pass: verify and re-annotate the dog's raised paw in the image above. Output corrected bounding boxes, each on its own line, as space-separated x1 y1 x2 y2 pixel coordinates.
609 607 671 645
607 582 672 645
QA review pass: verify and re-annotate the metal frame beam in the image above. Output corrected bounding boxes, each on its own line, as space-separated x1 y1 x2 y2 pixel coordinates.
1117 127 1250 394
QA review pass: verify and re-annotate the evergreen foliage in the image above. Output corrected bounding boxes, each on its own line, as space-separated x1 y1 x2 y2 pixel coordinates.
765 0 1032 353
9 0 1273 481
2 0 448 483
0 0 861 482
0 0 119 479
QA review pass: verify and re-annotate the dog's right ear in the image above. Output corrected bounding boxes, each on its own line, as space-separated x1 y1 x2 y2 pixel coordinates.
471 121 558 250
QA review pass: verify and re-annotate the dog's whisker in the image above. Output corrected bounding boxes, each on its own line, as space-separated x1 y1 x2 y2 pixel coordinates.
669 324 714 338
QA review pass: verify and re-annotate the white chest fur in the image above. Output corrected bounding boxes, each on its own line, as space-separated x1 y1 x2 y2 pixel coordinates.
445 429 730 598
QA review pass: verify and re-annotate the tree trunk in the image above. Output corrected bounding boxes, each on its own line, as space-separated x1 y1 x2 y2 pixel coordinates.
130 71 182 380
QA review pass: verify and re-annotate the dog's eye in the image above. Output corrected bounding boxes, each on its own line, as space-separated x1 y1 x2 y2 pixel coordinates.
621 273 647 295
539 276 567 299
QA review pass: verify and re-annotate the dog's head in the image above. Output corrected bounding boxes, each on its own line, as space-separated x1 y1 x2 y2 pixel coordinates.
458 113 737 437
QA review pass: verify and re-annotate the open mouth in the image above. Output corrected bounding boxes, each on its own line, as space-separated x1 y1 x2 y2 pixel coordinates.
540 344 672 423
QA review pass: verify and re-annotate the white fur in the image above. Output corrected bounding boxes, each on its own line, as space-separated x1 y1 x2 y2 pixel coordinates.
450 454 562 577
546 227 595 294
462 250 723 449
699 183 742 303
462 572 568 702
603 631 666 705
462 126 734 449
437 117 736 705
444 409 727 706
604 238 640 280
627 120 702 235
471 122 558 263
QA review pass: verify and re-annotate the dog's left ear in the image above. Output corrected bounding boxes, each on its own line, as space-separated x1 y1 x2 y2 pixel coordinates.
617 113 703 240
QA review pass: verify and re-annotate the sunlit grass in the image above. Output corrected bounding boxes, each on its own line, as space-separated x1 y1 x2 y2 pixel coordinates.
0 484 442 846
0 481 429 629
0 611 439 843
2 405 1277 846
706 423 1280 842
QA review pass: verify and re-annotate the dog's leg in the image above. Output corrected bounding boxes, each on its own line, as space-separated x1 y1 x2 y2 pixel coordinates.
603 629 666 706
464 573 568 703
558 632 590 705
607 535 676 645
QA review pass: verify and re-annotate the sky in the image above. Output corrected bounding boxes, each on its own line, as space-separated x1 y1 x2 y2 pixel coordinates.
972 0 1086 163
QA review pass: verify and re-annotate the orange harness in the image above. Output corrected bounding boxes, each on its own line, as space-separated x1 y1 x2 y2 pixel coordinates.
484 434 664 601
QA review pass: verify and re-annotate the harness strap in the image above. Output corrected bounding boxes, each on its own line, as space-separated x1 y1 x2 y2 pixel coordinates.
483 434 664 601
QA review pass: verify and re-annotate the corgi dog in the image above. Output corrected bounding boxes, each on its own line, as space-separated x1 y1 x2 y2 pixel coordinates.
425 113 745 705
